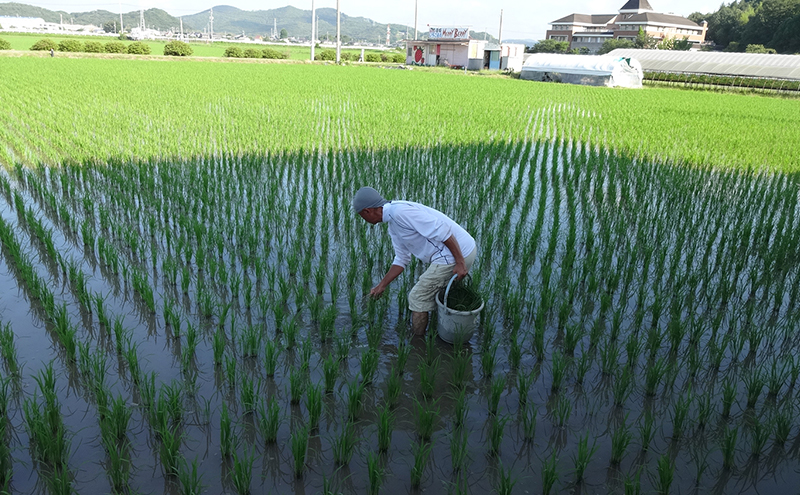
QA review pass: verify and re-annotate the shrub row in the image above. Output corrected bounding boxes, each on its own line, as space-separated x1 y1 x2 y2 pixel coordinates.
644 71 800 92
29 38 154 55
223 46 289 59
0 37 10 50
312 50 404 63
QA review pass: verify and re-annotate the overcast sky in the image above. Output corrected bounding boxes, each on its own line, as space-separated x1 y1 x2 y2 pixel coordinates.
24 0 718 39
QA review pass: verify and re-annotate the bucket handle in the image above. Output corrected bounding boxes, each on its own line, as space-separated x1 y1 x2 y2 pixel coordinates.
443 274 458 314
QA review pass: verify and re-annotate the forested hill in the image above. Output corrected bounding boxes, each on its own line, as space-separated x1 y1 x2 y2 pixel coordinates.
0 2 497 42
689 0 800 53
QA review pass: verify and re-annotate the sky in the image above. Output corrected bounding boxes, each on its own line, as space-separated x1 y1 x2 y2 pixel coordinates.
22 0 719 40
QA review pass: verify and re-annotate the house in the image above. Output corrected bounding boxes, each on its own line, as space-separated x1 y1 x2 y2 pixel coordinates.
546 0 707 53
405 26 525 71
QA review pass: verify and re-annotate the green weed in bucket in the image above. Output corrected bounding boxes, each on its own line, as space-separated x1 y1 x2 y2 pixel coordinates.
438 277 483 312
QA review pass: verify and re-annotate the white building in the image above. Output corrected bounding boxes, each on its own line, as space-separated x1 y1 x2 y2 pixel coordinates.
0 16 45 30
405 26 525 71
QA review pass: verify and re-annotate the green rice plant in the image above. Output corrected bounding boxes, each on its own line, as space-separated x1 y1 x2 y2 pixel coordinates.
766 359 788 397
231 446 254 495
418 357 439 399
112 317 128 355
495 460 517 495
283 317 298 349
360 348 380 385
177 457 204 495
487 415 509 455
541 450 560 495
644 358 666 396
264 339 280 377
721 378 736 418
300 339 313 371
572 430 598 482
653 454 674 495
385 367 401 407
575 350 591 386
335 332 350 362
508 334 522 370
563 323 580 356
332 421 358 465
488 375 504 415
396 339 410 373
241 374 259 414
748 421 769 457
367 451 384 495
291 425 309 478
554 396 571 427
157 422 183 476
450 349 470 390
639 410 655 452
240 325 262 358
744 368 765 408
289 368 307 405
43 466 73 495
377 403 394 452
623 468 642 495
452 387 469 430
102 436 131 493
424 330 437 365
323 354 338 393
481 341 498 377
320 305 337 343
220 403 235 457
450 425 469 472
722 426 738 469
257 397 280 443
521 402 537 442
517 369 533 406
212 328 225 366
550 350 567 392
774 408 792 446
347 380 365 420
305 383 323 431
624 332 641 368
671 393 690 439
410 439 432 488
415 398 439 442
225 354 238 389
613 366 634 407
696 394 712 430
101 394 132 444
610 417 632 465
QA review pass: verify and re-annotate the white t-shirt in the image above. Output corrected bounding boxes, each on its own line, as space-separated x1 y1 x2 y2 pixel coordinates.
382 201 476 268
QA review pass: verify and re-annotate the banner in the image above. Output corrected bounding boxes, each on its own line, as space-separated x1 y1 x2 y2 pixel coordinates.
428 27 470 40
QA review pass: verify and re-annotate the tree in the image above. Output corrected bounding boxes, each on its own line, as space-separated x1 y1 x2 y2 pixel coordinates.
634 27 657 49
742 0 800 47
657 36 692 50
103 21 116 33
598 38 635 54
164 40 193 56
745 43 777 53
526 39 570 53
126 41 151 55
0 37 10 50
30 39 58 51
280 28 288 39
706 2 752 47
770 10 800 53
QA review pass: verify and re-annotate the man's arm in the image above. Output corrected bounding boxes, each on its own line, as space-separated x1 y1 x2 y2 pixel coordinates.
370 264 405 299
443 235 468 280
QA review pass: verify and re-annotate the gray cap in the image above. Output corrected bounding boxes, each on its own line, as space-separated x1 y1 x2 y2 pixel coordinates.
353 187 388 213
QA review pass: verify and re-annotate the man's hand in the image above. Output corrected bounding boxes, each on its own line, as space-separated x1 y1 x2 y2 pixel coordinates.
370 284 387 299
453 261 468 281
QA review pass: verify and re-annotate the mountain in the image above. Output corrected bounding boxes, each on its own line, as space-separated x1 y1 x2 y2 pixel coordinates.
0 2 498 43
0 3 190 31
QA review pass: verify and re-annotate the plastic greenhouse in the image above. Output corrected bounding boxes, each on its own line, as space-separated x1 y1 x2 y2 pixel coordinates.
520 54 643 88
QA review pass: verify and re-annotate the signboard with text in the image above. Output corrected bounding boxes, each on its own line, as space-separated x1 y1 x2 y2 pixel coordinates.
428 26 470 40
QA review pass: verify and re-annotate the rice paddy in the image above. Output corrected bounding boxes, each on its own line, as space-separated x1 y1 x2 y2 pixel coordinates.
0 57 799 494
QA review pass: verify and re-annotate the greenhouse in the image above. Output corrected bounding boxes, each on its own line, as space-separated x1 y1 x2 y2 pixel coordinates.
607 49 800 80
520 54 643 88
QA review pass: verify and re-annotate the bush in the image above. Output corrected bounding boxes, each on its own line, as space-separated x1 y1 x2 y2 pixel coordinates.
391 53 405 63
262 47 287 59
30 39 57 51
224 46 243 58
126 41 151 55
58 39 83 52
0 37 10 50
84 41 103 53
314 49 336 61
365 53 381 62
104 41 126 53
340 51 354 61
164 40 193 56
243 48 261 58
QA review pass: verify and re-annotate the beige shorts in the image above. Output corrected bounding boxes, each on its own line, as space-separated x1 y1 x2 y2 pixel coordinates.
408 249 477 313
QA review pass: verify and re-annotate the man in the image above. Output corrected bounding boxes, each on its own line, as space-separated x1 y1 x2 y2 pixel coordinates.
353 187 477 336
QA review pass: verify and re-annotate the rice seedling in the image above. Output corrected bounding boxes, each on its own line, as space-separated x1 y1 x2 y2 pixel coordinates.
550 350 567 392
385 367 401 407
517 369 533 407
495 461 517 495
481 341 498 377
240 374 259 414
225 355 237 389
332 421 358 465
347 380 365 420
572 430 598 482
220 403 235 458
240 325 262 358
263 339 280 377
748 421 769 457
158 423 183 476
231 446 254 495
653 454 674 495
177 457 204 495
541 450 560 495
418 357 439 399
721 379 736 418
450 349 470 390
415 398 439 442
360 348 380 386
323 354 338 393
283 317 298 349
575 350 591 386
396 339 410 373
213 328 225 366
410 439 432 488
610 417 632 465
671 394 690 440
289 368 306 405
257 397 280 443
300 339 313 372
554 396 571 427
291 425 309 478
102 436 131 494
521 402 537 442
638 410 655 452
376 403 394 452
644 358 666 397
305 383 323 431
722 426 738 469
450 424 470 471
488 375 504 415
335 332 350 362
487 415 509 455
774 408 792 446
744 368 765 408
366 451 384 495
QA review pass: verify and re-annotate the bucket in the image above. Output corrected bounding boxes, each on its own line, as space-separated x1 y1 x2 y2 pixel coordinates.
436 275 484 344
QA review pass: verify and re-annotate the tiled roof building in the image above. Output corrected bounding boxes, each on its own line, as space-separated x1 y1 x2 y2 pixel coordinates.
546 0 707 53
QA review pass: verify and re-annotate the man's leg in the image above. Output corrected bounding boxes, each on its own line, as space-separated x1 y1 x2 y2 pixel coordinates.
411 311 429 336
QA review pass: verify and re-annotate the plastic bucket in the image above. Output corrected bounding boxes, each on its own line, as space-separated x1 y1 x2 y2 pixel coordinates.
436 275 484 344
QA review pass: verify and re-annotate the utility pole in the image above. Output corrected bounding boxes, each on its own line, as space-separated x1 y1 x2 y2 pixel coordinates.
336 0 341 63
498 9 504 44
386 24 390 45
118 0 123 33
310 0 316 60
274 18 277 39
414 0 418 40
180 17 183 40
209 8 214 40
